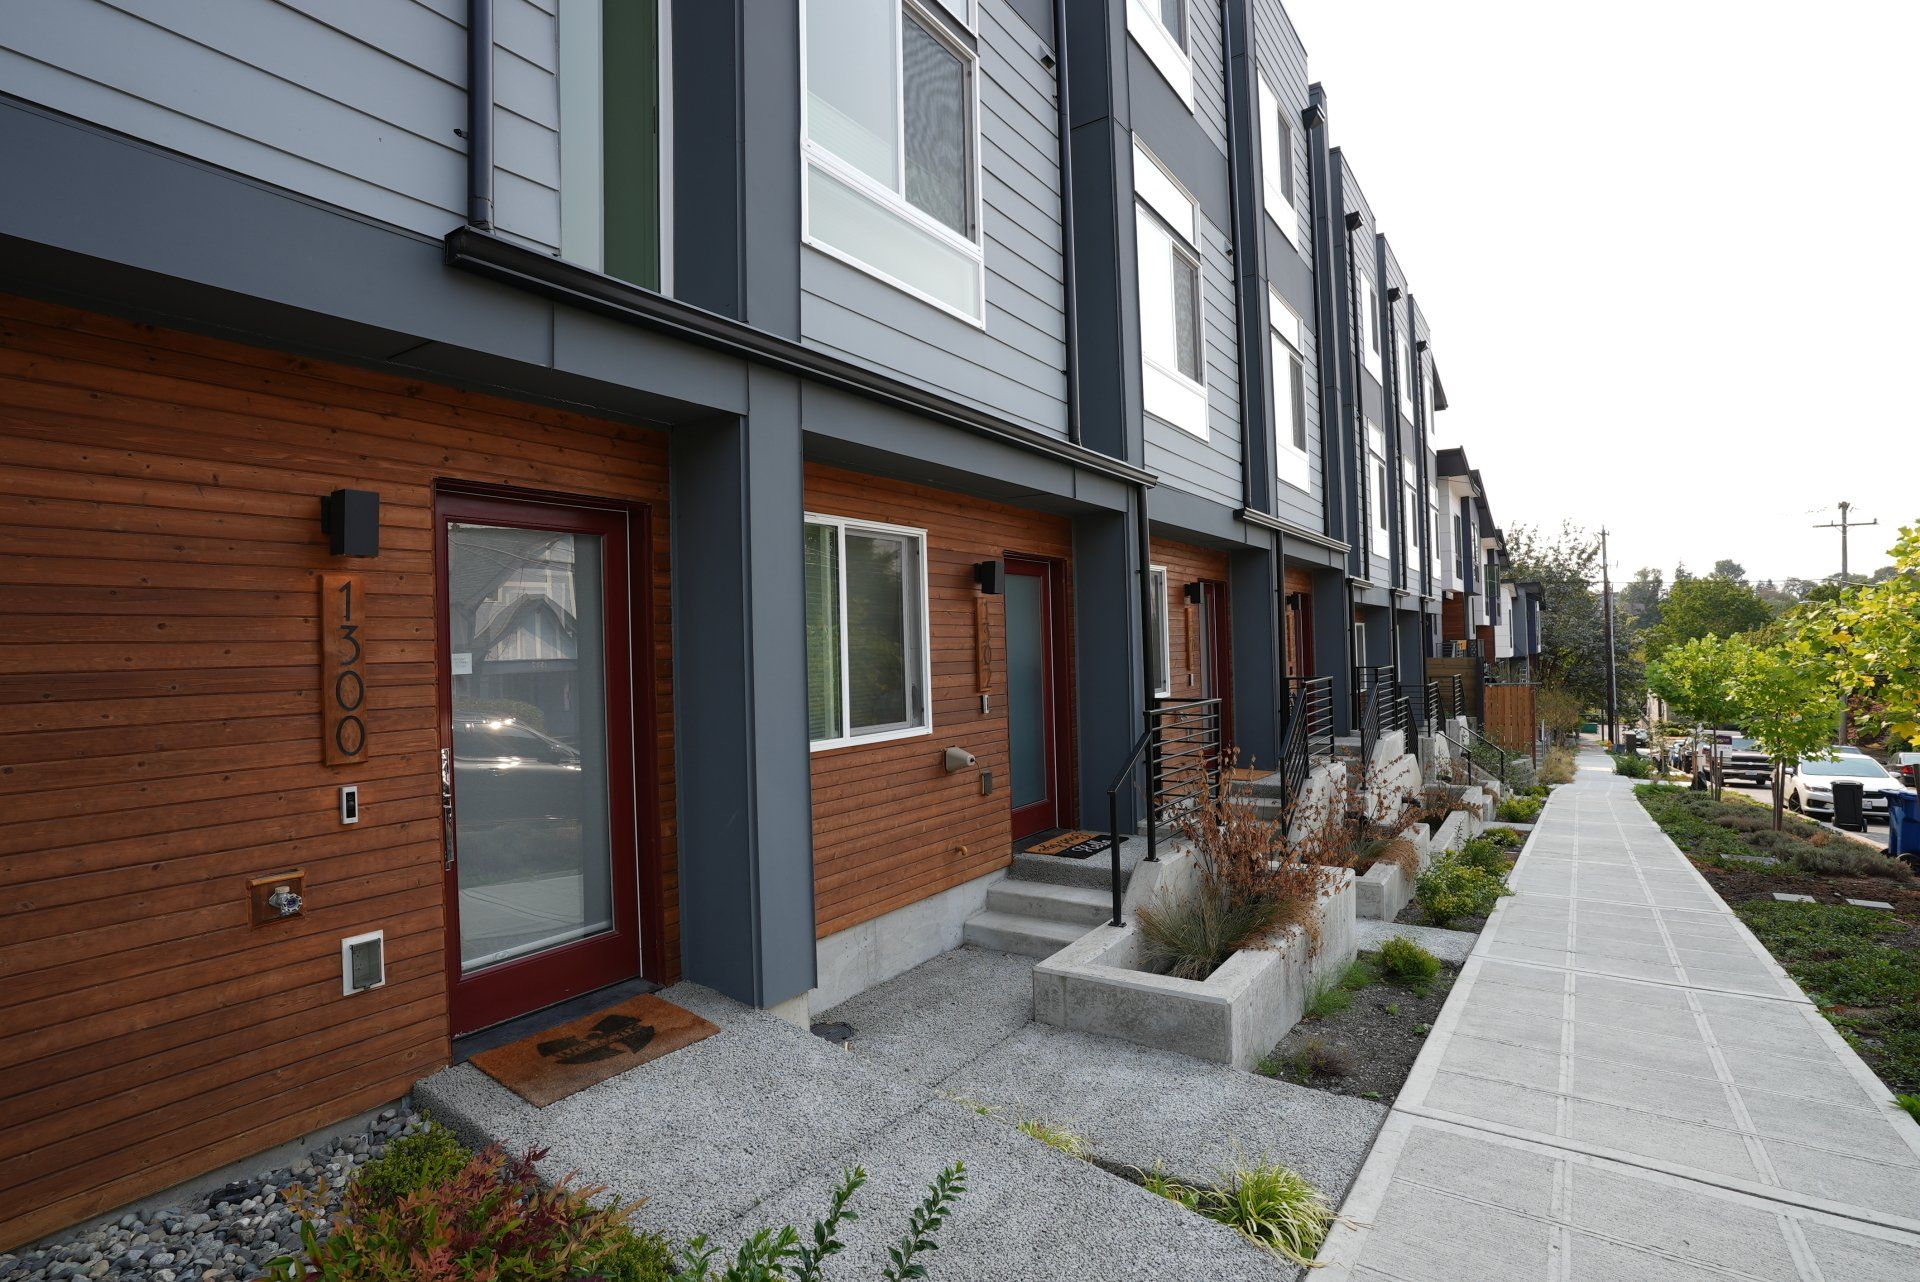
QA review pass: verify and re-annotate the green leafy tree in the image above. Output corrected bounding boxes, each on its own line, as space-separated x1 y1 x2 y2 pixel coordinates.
1711 559 1748 583
1726 636 1838 830
1506 522 1644 721
1620 567 1665 630
1644 574 1774 660
1646 635 1741 798
1786 523 1920 746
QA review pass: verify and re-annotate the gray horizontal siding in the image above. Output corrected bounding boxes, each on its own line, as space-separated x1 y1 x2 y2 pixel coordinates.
0 0 565 252
799 0 1068 436
1186 0 1229 157
1145 210 1240 508
1251 0 1320 533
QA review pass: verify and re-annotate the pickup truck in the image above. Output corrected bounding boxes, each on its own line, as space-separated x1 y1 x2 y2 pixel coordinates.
1693 735 1773 787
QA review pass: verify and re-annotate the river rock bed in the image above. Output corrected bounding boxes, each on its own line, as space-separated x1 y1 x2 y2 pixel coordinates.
0 1109 425 1282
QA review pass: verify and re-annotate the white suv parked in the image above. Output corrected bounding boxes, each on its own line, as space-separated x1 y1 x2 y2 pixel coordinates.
1784 753 1916 823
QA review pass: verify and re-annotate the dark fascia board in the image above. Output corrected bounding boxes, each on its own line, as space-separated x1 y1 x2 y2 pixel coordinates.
443 227 1157 488
1436 445 1472 477
1238 506 1351 555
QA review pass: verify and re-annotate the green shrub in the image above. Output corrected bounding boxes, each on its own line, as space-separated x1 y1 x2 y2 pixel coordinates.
269 1144 674 1282
347 1123 472 1210
1789 842 1913 881
1496 795 1543 824
1453 836 1514 877
1376 936 1443 987
1415 857 1512 928
1898 1095 1920 1124
1480 827 1524 850
1611 751 1653 779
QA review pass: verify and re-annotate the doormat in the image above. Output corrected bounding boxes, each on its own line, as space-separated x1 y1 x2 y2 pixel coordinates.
470 993 720 1108
1020 829 1109 858
1227 767 1267 782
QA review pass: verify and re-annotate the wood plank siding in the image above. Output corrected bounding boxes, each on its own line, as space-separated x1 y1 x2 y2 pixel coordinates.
0 295 676 1249
806 464 1073 939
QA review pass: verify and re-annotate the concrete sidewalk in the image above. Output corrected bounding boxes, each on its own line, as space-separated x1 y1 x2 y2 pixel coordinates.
1315 749 1920 1280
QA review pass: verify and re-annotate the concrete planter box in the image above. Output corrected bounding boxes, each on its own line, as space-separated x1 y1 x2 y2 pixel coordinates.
1354 823 1431 921
1033 870 1356 1071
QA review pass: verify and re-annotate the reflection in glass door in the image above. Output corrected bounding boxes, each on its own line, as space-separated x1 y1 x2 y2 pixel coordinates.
439 494 645 1036
1006 556 1067 838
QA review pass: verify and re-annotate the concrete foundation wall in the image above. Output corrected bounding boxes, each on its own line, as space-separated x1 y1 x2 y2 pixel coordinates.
809 868 1008 1015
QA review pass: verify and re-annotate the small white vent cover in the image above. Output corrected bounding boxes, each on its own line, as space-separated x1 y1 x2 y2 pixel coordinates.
342 930 386 995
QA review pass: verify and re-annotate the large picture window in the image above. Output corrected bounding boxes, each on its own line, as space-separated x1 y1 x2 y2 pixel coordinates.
1135 141 1207 438
805 515 931 749
1270 289 1309 491
1357 267 1381 381
803 0 983 322
1366 421 1389 547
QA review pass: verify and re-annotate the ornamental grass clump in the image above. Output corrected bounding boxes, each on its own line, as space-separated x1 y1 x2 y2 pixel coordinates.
1376 935 1443 988
1136 762 1344 980
1134 1160 1335 1264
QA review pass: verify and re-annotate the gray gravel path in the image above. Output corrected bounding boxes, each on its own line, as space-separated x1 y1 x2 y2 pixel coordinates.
1314 749 1920 1280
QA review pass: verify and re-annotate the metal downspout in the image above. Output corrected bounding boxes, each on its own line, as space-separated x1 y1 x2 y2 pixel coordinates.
468 0 495 229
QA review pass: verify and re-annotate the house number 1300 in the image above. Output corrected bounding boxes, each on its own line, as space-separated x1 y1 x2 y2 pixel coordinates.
320 572 369 765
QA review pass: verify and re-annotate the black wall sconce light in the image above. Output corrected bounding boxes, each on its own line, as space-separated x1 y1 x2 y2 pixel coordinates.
321 489 381 557
1184 581 1206 604
974 560 1005 595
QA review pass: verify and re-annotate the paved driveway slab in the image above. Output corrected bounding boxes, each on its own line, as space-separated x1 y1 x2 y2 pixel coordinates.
1316 753 1920 1278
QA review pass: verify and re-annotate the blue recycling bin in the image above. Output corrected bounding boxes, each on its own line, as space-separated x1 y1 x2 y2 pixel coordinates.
1888 792 1920 859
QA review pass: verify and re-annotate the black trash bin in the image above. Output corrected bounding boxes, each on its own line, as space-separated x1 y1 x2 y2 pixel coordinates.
1831 780 1867 832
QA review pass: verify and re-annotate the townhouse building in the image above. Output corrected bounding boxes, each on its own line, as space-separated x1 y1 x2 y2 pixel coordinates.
0 0 1536 1248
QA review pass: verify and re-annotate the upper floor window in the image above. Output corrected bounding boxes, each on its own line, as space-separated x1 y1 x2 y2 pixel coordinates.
558 0 664 289
1270 290 1309 491
1128 0 1194 109
1366 421 1389 548
1402 461 1420 553
1257 76 1297 245
1357 266 1381 381
1395 337 1413 417
1134 141 1207 438
1452 511 1466 582
805 514 932 750
1429 489 1442 579
802 0 984 322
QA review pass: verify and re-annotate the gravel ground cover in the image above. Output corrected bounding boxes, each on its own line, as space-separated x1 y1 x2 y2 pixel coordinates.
0 1110 425 1282
1260 953 1457 1103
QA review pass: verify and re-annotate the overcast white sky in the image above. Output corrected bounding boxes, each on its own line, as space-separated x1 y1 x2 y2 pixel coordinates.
1282 0 1919 584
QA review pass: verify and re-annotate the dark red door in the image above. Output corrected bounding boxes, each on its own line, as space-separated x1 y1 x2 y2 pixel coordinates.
436 489 653 1036
1005 556 1071 838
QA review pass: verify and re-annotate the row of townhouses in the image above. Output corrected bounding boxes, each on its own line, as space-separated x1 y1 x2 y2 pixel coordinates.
0 0 1542 1248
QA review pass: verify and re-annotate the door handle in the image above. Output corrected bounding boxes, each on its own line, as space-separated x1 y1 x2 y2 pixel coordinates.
441 746 456 870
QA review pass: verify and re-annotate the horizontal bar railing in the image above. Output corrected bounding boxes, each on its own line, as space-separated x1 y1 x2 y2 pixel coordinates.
1281 676 1334 807
1101 698 1224 927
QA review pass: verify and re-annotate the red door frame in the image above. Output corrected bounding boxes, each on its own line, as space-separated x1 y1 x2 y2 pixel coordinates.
435 482 662 1037
1004 555 1073 839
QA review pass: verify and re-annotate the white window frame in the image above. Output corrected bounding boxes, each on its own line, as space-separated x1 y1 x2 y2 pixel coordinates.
1134 141 1207 439
1127 0 1194 110
1358 267 1381 381
804 512 935 752
1428 482 1442 580
1395 336 1413 417
558 0 673 293
1256 74 1297 246
1269 288 1309 492
1354 618 1369 667
1366 420 1389 547
1149 564 1173 697
799 0 987 326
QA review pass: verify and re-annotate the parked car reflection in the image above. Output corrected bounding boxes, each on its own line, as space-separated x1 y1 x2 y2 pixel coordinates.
451 716 584 829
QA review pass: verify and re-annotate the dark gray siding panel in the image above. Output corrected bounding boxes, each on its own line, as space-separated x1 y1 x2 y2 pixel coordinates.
798 0 1069 436
0 0 572 249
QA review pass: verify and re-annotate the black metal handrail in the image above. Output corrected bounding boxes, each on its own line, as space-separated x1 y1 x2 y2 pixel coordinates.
1102 697 1223 926
1454 723 1511 787
1280 676 1334 807
1422 680 1442 729
1352 663 1397 730
1450 673 1465 720
1358 682 1382 780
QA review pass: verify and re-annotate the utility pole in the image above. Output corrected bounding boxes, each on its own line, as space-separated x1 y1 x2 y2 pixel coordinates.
1813 501 1878 581
1600 527 1617 744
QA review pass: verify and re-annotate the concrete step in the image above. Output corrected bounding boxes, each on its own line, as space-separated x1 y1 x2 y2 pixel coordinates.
984 879 1114 927
961 909 1088 958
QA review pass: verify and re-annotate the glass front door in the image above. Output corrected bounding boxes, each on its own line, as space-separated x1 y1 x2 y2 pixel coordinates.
439 493 646 1036
1005 556 1066 838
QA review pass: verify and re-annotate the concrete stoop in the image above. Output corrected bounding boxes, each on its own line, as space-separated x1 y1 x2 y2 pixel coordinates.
964 835 1151 958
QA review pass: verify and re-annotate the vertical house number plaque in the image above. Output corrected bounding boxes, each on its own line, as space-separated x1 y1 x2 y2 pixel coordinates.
321 573 369 765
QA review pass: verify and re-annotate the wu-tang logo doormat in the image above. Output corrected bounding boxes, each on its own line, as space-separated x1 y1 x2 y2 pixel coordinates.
471 993 719 1107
